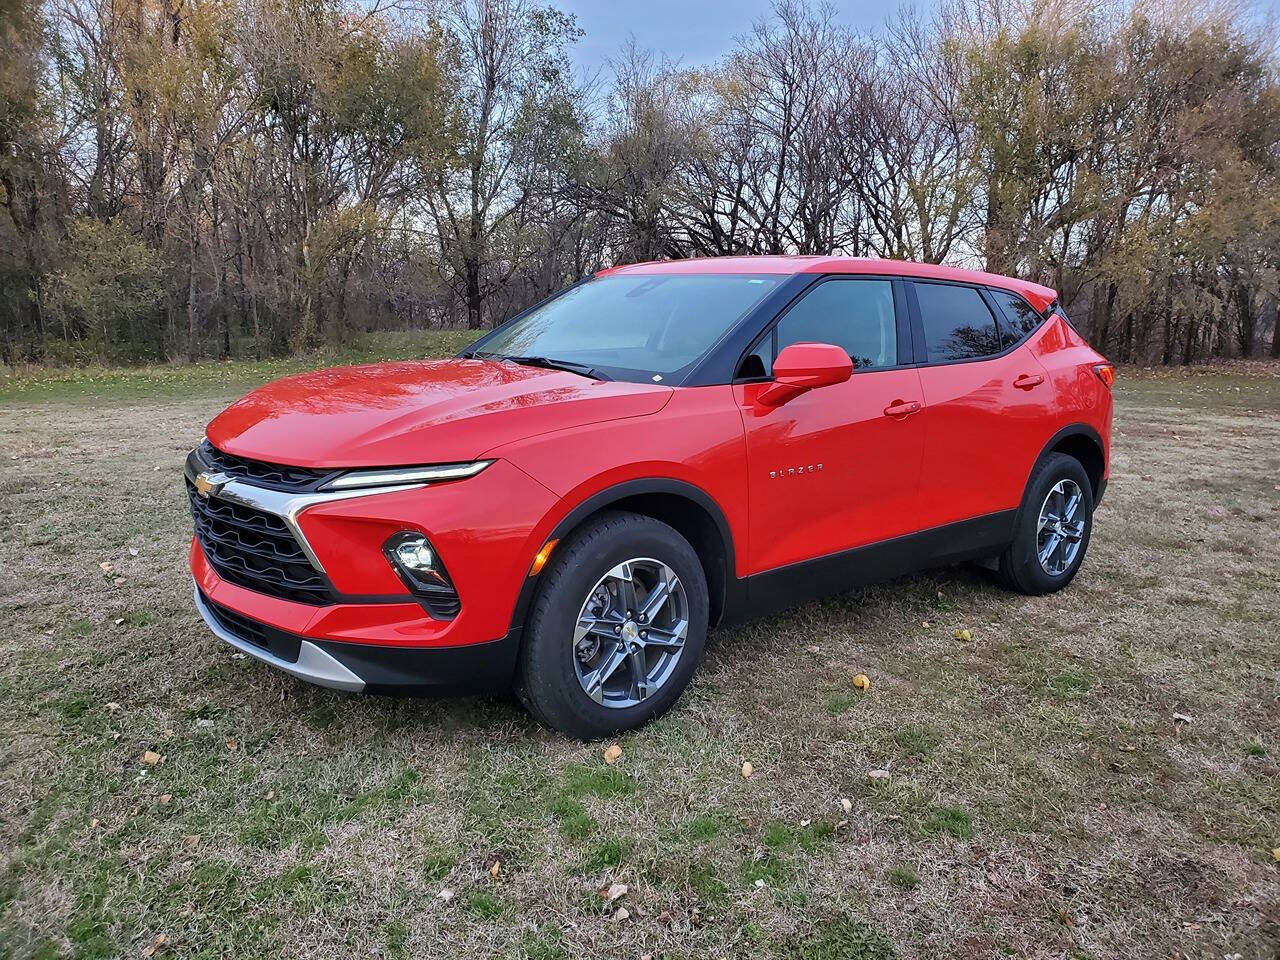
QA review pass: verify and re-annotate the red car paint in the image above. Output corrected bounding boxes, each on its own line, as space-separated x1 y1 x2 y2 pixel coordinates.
191 256 1111 682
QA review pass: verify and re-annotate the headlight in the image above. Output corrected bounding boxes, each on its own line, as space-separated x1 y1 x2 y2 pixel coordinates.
321 460 492 491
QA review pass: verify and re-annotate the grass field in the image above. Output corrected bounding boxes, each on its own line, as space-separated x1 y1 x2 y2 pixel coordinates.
1 344 1278 959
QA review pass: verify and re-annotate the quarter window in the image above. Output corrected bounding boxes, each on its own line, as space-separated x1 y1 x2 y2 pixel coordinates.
989 289 1043 340
914 282 1002 362
773 279 898 371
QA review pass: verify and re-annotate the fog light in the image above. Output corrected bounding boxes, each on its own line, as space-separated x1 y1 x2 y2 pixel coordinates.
383 531 459 619
395 537 436 571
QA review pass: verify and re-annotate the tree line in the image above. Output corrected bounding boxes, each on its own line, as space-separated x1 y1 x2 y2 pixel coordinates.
2 0 1278 365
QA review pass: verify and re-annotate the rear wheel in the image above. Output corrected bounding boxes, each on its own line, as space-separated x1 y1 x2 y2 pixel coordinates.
997 453 1094 595
515 511 708 738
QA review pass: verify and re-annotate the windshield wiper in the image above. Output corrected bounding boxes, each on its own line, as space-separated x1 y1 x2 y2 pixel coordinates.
480 353 611 381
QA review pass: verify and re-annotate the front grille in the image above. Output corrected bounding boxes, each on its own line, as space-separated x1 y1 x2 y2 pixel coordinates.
188 481 336 605
200 590 303 663
199 440 337 492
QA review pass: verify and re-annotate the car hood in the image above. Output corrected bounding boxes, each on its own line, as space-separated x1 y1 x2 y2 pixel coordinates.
205 359 673 467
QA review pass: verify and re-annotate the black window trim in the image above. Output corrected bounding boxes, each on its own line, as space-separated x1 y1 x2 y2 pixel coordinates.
905 277 1049 368
982 285 1051 352
731 274 915 383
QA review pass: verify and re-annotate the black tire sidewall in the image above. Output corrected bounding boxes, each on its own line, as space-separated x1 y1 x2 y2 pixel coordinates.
1006 453 1095 594
518 512 709 738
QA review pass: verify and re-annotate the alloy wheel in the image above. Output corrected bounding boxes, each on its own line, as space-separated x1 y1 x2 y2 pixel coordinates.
571 558 689 708
1036 479 1086 576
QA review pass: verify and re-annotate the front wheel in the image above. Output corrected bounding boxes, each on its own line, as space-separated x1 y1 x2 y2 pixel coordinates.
515 511 709 738
997 452 1095 595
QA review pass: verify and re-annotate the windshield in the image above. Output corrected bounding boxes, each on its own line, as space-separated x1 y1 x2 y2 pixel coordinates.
471 273 784 382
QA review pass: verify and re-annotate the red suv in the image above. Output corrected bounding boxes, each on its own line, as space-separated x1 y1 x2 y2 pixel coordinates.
187 256 1113 737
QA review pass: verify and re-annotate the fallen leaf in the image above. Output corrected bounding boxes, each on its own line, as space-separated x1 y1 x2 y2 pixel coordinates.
603 744 622 765
851 673 871 690
163 729 174 738
98 561 114 573
804 644 820 653
159 794 171 805
839 797 852 813
105 702 122 713
112 577 126 585
740 761 753 779
612 907 629 921
800 818 811 827
602 882 627 902
129 548 139 557
866 768 890 781
1271 848 1280 862
225 738 237 752
437 888 454 901
142 750 161 765
89 817 99 829
953 628 972 641
141 933 166 957
1172 712 1194 725
922 621 932 628
489 859 501 878
266 789 275 800
182 835 199 849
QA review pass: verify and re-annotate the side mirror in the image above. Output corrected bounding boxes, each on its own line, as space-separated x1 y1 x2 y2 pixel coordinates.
756 342 853 408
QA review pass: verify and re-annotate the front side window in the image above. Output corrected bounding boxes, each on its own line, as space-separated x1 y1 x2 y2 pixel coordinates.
473 273 784 382
989 288 1044 341
741 279 897 378
914 282 1002 362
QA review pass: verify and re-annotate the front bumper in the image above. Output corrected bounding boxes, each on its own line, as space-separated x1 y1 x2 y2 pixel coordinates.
194 584 520 693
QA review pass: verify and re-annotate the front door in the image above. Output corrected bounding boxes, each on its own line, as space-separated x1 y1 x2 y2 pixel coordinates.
734 277 926 576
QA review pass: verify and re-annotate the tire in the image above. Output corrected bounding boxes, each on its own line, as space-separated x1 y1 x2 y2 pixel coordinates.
515 510 709 739
996 452 1095 595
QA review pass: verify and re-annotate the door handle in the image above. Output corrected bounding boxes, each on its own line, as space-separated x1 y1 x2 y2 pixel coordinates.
883 399 921 418
1013 373 1044 390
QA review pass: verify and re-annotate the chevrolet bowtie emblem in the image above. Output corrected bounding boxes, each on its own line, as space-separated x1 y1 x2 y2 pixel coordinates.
193 472 218 499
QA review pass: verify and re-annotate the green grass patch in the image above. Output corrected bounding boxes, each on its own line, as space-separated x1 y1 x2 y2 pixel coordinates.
0 329 481 403
739 852 792 888
893 725 941 757
825 690 858 715
546 795 596 841
688 862 729 904
920 805 974 840
790 915 897 960
422 851 457 882
463 891 511 921
584 839 627 871
1043 667 1094 699
887 862 919 890
762 819 836 853
684 811 730 841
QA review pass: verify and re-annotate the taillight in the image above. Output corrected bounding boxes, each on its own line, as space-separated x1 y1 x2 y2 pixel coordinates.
1093 363 1114 388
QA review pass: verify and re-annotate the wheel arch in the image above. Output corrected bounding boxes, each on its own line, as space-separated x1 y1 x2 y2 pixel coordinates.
509 478 741 636
1033 424 1106 501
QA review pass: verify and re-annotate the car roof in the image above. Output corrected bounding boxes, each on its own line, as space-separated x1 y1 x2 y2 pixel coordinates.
597 255 1059 313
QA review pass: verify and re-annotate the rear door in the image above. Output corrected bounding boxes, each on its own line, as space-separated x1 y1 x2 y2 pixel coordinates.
909 280 1053 531
734 277 925 575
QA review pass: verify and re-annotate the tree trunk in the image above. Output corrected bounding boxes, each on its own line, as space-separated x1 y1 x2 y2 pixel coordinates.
1271 302 1280 358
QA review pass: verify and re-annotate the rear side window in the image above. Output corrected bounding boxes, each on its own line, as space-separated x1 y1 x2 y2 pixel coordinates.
989 289 1044 340
914 282 1002 362
774 279 897 370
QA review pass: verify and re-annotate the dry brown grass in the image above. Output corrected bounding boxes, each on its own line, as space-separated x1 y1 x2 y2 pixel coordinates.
1 363 1278 959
